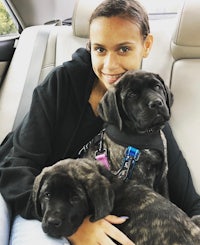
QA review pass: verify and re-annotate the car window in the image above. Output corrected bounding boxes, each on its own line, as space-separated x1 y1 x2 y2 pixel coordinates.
0 0 18 39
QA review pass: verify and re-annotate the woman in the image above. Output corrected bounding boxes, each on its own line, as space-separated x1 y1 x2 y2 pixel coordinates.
0 0 200 244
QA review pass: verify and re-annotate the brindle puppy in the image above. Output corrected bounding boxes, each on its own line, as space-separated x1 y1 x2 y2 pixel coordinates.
32 158 200 244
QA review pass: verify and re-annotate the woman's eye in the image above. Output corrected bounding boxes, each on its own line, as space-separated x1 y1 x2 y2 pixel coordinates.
119 46 130 53
95 47 105 53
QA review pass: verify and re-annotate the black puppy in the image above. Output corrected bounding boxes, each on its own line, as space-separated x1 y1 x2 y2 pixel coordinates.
81 70 173 197
32 158 200 244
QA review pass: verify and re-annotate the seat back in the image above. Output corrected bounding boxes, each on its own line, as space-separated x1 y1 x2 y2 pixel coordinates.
170 0 200 194
0 25 87 142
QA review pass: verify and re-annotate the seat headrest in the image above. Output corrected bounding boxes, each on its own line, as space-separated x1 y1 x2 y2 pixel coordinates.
171 0 200 60
72 0 103 38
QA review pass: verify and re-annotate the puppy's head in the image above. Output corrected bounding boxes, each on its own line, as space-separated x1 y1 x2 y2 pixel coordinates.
32 158 114 238
98 70 173 134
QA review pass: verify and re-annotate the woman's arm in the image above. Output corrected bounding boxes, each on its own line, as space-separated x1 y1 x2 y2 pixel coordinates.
163 123 200 217
68 215 134 245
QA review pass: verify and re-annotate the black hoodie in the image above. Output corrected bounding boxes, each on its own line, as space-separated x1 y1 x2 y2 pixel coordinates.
0 48 102 217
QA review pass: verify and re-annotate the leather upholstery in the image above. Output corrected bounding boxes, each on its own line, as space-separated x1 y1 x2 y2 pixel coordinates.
170 0 200 194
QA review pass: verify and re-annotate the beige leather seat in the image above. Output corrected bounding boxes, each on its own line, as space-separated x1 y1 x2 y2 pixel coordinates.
170 0 200 194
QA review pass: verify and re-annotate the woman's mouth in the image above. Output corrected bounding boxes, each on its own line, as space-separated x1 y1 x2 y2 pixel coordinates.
102 72 124 84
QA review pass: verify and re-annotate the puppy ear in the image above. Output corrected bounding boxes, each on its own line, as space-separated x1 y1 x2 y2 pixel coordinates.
164 85 174 109
98 88 123 130
32 167 51 220
154 130 169 198
155 74 174 109
83 165 115 222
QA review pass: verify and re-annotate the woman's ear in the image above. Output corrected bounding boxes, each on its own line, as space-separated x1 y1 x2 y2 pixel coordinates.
143 34 153 58
86 41 91 52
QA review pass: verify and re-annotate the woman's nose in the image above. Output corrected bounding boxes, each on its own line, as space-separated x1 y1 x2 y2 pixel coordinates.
103 52 119 70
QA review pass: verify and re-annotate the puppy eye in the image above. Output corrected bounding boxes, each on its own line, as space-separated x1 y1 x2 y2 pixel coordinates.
44 192 51 199
70 195 79 204
126 90 137 98
154 84 161 91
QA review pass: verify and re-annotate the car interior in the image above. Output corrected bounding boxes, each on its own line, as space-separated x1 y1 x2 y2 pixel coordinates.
0 0 200 244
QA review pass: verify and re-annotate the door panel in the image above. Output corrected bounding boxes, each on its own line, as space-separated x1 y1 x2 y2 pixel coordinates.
0 38 16 87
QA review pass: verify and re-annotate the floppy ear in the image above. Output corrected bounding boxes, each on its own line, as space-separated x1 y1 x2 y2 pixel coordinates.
82 165 115 222
155 74 174 109
164 85 174 109
32 166 51 220
154 130 169 198
98 87 123 130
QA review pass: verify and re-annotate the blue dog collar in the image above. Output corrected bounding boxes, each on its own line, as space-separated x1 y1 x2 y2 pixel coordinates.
113 146 140 181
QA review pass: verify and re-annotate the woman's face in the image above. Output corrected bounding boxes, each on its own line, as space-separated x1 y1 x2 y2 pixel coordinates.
90 16 153 89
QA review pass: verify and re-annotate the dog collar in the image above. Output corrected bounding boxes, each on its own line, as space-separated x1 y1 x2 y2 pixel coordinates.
105 124 164 155
113 146 140 181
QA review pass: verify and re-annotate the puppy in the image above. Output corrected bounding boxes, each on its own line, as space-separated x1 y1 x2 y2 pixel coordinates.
81 70 173 197
32 158 114 238
32 158 200 244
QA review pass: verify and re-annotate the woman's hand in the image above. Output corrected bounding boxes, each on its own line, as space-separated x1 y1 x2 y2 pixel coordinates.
67 215 135 245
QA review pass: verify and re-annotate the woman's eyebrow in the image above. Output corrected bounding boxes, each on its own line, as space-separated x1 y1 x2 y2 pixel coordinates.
91 42 136 47
117 41 137 46
91 43 105 47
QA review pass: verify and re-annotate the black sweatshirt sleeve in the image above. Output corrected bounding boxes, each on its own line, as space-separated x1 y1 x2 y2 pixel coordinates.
0 68 62 218
163 123 200 217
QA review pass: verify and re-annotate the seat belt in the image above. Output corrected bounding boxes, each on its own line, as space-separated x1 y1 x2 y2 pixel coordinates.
13 28 51 130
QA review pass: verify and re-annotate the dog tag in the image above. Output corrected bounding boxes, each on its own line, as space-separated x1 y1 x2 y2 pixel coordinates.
114 146 140 181
125 146 140 160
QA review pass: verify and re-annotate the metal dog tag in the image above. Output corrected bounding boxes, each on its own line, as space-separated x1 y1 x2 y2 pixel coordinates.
114 146 140 181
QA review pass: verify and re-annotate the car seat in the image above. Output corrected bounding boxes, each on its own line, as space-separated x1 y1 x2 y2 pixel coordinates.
170 0 200 194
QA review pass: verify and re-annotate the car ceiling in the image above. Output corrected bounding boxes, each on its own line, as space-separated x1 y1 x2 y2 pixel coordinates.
6 0 76 29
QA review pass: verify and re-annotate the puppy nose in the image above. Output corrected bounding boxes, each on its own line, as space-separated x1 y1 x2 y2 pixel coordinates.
47 217 62 228
148 99 163 109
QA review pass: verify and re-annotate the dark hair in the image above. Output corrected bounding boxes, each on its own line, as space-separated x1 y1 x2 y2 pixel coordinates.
89 0 150 39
